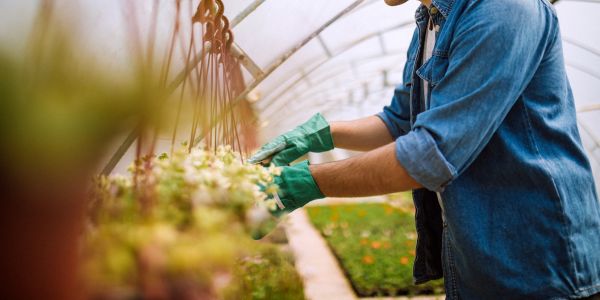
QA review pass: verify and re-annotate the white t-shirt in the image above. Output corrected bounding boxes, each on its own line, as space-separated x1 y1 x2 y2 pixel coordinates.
422 23 436 110
421 20 445 219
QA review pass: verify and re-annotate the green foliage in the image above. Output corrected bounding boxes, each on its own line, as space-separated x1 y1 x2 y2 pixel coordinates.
223 245 305 300
307 203 444 297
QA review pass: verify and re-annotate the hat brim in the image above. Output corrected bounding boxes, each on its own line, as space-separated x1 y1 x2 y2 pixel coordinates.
384 0 409 6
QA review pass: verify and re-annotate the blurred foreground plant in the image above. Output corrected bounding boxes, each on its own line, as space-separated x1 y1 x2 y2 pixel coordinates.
0 19 159 298
84 146 304 299
223 246 305 300
0 1 278 298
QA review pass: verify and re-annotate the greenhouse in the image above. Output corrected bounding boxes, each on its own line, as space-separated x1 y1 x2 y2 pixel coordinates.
1 0 599 299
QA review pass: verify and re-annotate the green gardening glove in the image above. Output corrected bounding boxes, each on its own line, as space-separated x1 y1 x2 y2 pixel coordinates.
248 113 334 166
271 160 325 215
249 160 324 240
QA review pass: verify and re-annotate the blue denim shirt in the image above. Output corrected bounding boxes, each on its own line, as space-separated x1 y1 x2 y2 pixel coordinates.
377 0 600 298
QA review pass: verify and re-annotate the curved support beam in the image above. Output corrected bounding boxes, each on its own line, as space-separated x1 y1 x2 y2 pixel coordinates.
563 38 600 58
267 68 400 127
230 0 266 28
578 120 600 162
567 61 600 80
259 20 414 117
555 0 600 3
233 0 367 102
578 103 600 113
261 52 405 120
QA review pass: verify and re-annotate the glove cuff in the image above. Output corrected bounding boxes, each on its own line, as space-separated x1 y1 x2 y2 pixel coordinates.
276 160 324 212
302 113 334 152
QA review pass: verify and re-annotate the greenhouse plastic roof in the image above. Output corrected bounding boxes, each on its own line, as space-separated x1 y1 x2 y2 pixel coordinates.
1 0 599 187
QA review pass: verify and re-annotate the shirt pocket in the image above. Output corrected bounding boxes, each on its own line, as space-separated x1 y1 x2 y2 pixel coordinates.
416 52 449 87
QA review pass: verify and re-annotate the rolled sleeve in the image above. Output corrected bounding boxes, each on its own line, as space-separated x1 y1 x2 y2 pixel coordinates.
376 111 404 140
395 128 457 192
392 2 543 192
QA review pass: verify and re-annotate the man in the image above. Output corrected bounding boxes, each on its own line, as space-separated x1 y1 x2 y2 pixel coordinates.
249 0 600 298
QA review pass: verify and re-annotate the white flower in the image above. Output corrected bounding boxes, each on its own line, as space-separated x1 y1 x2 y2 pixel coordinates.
101 145 280 218
213 172 231 189
263 198 278 211
191 187 212 205
246 204 272 225
184 164 202 184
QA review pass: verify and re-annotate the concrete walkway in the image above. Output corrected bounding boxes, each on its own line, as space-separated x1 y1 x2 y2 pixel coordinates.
285 209 445 300
286 209 357 300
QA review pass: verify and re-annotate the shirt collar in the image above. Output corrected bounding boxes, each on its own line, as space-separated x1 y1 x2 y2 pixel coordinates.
430 0 454 18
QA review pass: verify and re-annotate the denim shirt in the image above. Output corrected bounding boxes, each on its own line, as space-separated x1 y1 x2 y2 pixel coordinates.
377 0 600 298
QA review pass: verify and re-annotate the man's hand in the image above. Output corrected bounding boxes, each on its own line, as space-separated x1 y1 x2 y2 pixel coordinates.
248 113 334 166
249 142 423 240
271 160 324 214
250 160 324 240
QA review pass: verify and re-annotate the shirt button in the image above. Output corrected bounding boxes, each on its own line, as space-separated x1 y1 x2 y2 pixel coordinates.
430 7 439 14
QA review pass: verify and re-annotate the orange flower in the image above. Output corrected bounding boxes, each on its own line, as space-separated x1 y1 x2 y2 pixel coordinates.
383 241 392 249
400 256 410 265
360 238 369 246
384 206 395 215
362 255 375 265
371 241 382 249
330 213 340 222
357 210 367 218
409 249 416 256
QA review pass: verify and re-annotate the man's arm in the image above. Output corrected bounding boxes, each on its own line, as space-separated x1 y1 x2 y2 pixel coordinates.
330 116 394 152
309 142 422 197
318 2 544 194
